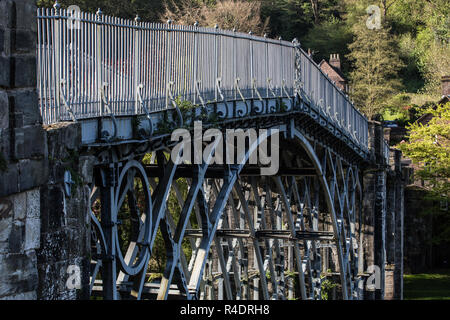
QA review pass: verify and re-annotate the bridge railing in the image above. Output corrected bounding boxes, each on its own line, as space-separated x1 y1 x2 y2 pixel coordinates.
37 5 368 149
297 49 368 150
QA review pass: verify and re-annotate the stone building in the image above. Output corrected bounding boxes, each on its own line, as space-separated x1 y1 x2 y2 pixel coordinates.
319 54 348 93
401 75 450 273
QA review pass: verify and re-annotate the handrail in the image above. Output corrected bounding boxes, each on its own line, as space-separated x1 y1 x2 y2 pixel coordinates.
36 5 368 149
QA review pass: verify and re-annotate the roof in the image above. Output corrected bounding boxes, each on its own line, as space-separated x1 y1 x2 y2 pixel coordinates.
319 59 346 82
415 95 449 124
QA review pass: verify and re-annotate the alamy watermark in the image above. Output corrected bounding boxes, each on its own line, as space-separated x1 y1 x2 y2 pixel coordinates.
67 5 81 30
66 265 81 290
358 265 382 291
170 121 280 175
366 5 381 30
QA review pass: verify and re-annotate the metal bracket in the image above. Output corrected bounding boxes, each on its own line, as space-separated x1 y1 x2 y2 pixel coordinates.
252 78 264 101
166 81 184 127
267 78 277 98
234 78 246 102
215 78 225 101
281 79 290 97
137 84 154 137
100 82 118 141
234 78 250 116
59 80 77 122
195 80 206 108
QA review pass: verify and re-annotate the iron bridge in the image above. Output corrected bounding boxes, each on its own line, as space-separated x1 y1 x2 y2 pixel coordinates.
36 3 376 300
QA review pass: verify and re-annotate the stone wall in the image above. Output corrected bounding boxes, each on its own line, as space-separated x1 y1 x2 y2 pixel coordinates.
37 122 92 299
361 122 405 300
0 0 91 300
0 0 47 300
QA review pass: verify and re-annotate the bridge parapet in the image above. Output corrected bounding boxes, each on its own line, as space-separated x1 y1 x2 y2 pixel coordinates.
36 4 368 150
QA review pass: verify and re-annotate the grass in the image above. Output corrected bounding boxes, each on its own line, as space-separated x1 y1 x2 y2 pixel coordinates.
404 270 450 300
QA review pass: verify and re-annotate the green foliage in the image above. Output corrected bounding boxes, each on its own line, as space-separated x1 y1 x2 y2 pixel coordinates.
398 103 450 199
404 271 450 300
320 275 338 300
398 102 450 242
347 22 404 119
279 100 288 112
147 272 163 282
302 17 353 73
37 0 166 22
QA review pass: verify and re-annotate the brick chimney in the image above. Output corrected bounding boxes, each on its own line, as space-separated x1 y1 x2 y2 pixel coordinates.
442 75 450 96
329 54 341 71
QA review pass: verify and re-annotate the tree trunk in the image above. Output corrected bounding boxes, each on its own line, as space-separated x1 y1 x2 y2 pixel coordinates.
310 0 319 24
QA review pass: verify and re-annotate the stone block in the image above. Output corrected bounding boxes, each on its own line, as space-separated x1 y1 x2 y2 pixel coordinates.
79 156 95 184
13 29 36 54
37 259 78 300
0 198 13 242
13 0 37 32
37 231 69 264
46 122 81 158
0 28 12 56
40 185 65 234
0 242 8 254
12 191 26 221
0 56 11 88
0 0 14 29
13 55 36 88
14 125 46 160
18 158 48 191
0 290 36 300
0 29 4 55
0 128 11 162
24 217 40 251
8 220 24 253
0 90 8 129
0 251 38 298
0 163 19 197
9 89 40 126
26 188 40 219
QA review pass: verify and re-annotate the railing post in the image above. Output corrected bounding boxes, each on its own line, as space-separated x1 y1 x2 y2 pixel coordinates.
214 24 219 101
134 15 141 115
165 19 174 109
264 33 269 98
279 36 283 96
249 31 254 99
96 8 103 117
193 21 199 105
53 1 61 122
233 27 236 100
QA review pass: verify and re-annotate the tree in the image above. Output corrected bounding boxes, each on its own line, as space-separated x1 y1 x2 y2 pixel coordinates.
37 0 168 22
161 0 269 34
301 17 353 73
398 102 450 201
398 102 450 243
346 20 404 119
